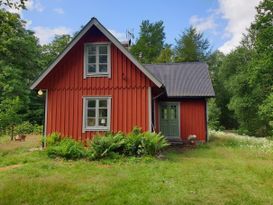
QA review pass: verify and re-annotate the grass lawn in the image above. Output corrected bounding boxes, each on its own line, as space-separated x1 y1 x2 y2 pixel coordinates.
0 132 273 205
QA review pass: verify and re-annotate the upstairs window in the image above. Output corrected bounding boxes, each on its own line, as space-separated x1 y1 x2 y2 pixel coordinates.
84 43 111 77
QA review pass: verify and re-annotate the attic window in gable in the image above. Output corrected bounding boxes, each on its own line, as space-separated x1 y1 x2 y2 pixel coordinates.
84 43 111 77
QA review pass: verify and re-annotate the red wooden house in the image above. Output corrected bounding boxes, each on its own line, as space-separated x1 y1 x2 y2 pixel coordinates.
31 18 215 142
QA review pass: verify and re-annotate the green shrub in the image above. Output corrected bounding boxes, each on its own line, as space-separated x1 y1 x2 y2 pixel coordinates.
141 131 169 155
46 132 61 146
87 127 170 160
125 130 145 156
14 121 33 135
87 132 126 160
45 127 169 161
47 138 86 160
125 129 169 156
33 124 43 134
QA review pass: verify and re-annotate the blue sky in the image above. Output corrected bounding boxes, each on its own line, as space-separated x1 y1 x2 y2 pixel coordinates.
14 0 261 54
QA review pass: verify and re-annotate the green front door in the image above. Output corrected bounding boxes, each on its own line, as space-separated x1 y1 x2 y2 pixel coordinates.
159 102 180 138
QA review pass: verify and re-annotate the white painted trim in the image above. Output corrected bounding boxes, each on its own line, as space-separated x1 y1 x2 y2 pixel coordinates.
82 96 111 132
153 100 156 131
30 18 162 90
205 99 209 141
158 101 180 138
44 89 48 136
148 87 152 131
84 42 111 78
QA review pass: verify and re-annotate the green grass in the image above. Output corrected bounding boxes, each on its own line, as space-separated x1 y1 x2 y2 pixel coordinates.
1 131 273 205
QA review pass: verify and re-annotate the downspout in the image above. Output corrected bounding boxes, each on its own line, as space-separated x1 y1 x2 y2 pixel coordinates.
151 90 166 132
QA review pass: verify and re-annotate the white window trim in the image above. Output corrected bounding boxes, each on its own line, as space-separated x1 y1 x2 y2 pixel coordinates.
84 42 111 78
82 96 111 132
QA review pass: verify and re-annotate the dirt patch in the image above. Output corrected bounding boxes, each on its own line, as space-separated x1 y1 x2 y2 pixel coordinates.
96 164 112 168
0 135 41 152
0 164 22 172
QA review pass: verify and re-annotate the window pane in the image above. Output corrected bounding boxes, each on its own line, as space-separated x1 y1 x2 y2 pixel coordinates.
88 109 95 117
88 45 96 55
88 100 95 108
99 45 107 54
99 100 107 107
99 64 107 72
88 56 96 64
161 108 168 120
87 118 96 126
99 55 107 63
99 109 107 117
88 64 96 73
98 118 107 126
170 106 176 119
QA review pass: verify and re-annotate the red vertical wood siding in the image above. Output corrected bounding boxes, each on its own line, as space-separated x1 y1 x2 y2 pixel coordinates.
153 98 206 141
180 99 206 141
37 26 155 140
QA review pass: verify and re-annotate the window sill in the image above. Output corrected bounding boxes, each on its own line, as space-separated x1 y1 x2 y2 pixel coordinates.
84 127 110 132
86 73 110 78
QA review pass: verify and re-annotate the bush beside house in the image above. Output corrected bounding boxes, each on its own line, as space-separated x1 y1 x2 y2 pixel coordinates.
46 127 169 160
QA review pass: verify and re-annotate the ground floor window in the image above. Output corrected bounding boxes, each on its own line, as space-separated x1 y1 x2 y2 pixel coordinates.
83 96 111 131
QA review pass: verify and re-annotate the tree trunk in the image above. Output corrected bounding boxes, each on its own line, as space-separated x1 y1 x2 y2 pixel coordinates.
10 125 14 141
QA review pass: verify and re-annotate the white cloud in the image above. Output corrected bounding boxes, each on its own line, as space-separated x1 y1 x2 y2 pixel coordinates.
33 26 72 45
189 15 217 32
53 8 64 15
108 29 127 42
217 0 261 54
26 0 44 12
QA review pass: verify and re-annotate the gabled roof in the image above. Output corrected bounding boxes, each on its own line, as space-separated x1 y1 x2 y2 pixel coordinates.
145 62 215 97
30 18 163 89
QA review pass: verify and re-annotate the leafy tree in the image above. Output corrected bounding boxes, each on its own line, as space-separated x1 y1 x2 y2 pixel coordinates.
0 9 42 135
174 26 210 62
41 34 72 67
208 99 221 130
0 97 21 140
131 20 165 63
207 51 239 129
210 0 273 136
155 44 174 63
0 0 27 10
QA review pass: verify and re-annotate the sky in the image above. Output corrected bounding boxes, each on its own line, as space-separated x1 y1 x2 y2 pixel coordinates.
6 0 262 54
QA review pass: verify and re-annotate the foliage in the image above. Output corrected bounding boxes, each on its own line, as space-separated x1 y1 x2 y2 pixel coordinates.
47 138 86 160
87 132 127 160
87 127 169 160
0 9 43 131
46 132 61 146
155 44 174 63
41 34 72 67
32 124 43 134
140 131 169 155
0 10 72 133
14 121 33 135
174 26 210 62
0 0 27 10
207 0 273 136
208 99 221 130
0 97 22 139
130 20 165 63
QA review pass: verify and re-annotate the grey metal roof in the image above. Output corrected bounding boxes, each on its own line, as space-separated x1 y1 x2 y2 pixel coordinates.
144 62 215 97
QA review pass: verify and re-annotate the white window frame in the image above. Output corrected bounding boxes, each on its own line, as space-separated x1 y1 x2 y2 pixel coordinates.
82 96 111 132
84 42 111 78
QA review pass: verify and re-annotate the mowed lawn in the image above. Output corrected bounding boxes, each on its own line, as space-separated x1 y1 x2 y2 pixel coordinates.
1 132 273 205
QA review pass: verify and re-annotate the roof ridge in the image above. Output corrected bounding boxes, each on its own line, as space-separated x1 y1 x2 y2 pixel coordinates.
144 62 206 66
